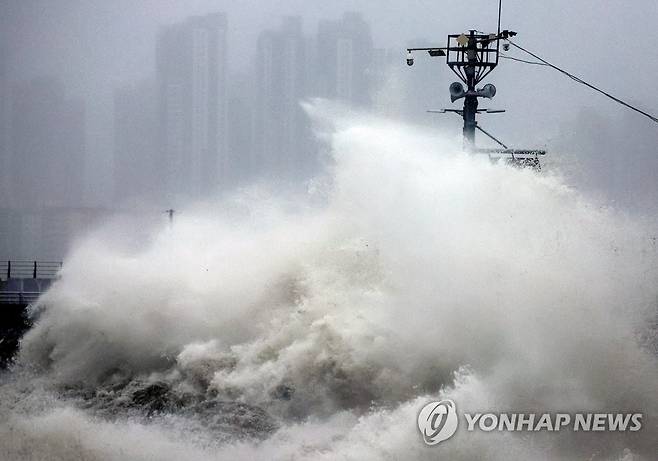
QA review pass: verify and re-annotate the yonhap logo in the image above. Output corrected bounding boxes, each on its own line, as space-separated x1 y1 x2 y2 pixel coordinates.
418 399 459 445
417 399 643 446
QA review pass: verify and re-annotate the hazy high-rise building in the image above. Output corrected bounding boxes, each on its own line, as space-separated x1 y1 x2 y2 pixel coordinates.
113 80 158 204
156 12 228 202
0 44 10 204
366 47 398 113
227 74 255 186
254 16 310 177
316 12 374 107
8 77 85 209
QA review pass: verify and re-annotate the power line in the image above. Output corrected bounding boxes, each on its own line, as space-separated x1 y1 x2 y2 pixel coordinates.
506 39 658 125
500 55 548 66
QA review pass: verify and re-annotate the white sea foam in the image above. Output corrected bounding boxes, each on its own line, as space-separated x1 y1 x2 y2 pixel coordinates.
1 101 656 460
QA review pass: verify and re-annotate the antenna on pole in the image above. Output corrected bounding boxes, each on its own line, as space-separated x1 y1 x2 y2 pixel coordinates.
404 1 546 170
497 0 502 38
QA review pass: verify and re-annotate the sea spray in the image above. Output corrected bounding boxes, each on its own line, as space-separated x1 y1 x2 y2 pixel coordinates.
1 101 656 460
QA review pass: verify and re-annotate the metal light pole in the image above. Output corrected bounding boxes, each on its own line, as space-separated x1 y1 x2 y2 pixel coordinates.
407 29 507 152
165 209 175 226
405 1 545 168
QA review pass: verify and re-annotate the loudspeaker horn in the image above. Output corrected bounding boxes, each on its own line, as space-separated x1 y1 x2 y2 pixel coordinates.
449 82 466 102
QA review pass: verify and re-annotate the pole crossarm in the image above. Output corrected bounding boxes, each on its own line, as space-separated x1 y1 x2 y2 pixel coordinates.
427 109 505 114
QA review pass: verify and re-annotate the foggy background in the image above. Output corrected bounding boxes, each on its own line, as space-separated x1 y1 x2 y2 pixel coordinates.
1 0 657 260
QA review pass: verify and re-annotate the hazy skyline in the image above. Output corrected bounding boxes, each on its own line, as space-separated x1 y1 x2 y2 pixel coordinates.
1 0 658 260
3 1 658 206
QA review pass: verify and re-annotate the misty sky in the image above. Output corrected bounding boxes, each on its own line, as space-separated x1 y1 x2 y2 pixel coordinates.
2 0 658 205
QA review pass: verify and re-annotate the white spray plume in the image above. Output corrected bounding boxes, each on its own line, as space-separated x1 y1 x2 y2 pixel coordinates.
2 100 656 460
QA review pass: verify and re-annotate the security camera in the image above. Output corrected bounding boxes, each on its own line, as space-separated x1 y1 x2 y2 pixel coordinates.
406 51 414 66
502 43 510 51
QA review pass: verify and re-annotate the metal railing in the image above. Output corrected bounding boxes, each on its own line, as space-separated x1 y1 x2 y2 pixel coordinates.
0 291 42 305
0 261 62 280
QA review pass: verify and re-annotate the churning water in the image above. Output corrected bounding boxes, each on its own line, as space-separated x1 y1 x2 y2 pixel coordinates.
1 101 657 460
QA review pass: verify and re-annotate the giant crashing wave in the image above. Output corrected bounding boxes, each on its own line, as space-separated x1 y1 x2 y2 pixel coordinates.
1 101 657 460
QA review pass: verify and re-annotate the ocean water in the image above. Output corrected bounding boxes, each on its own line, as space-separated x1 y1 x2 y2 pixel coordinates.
1 102 656 460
